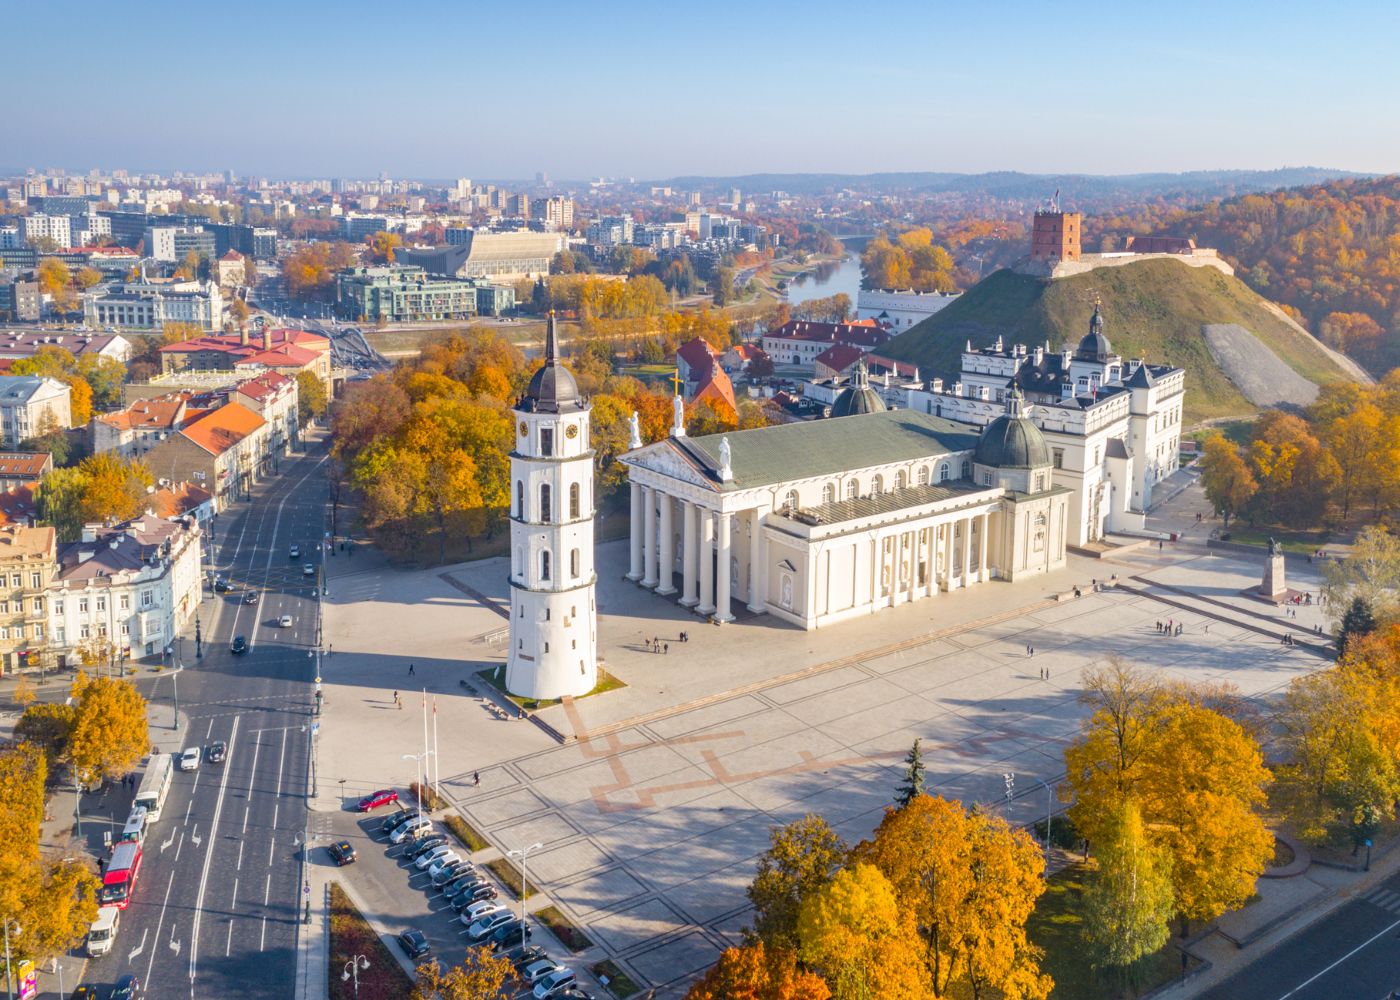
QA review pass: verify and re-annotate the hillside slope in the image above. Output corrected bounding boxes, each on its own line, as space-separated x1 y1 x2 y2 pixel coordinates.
878 259 1359 422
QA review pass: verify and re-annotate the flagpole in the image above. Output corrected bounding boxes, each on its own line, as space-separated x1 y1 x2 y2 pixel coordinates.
421 687 429 806
432 695 440 801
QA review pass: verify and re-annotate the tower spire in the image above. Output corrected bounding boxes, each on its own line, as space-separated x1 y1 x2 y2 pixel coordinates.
545 310 559 365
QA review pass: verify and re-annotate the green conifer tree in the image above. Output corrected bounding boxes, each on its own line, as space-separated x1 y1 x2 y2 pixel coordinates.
895 738 925 807
1337 596 1376 658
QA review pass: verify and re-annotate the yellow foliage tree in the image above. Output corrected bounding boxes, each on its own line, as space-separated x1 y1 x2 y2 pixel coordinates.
410 946 512 1000
1198 434 1256 528
684 942 831 1000
67 674 149 785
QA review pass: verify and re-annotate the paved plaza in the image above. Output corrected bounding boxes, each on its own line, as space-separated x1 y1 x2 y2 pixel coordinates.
316 485 1333 998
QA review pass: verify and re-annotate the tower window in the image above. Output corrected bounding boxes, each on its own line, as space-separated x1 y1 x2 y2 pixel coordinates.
939 463 950 483
515 480 523 517
540 483 551 523
569 483 580 519
845 479 858 500
541 428 554 456
571 548 580 578
541 549 551 581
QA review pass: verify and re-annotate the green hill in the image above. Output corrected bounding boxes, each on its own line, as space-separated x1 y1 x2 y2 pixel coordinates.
878 259 1360 422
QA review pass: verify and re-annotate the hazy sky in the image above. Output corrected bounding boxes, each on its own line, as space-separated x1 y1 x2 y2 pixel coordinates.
10 0 1397 180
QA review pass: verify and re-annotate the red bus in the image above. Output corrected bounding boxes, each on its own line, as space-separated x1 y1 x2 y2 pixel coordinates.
101 842 143 909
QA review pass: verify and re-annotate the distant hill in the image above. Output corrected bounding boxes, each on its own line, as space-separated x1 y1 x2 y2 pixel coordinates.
877 259 1363 423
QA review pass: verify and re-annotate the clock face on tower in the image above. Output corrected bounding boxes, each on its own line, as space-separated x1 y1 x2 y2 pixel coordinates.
565 425 579 439
518 421 528 436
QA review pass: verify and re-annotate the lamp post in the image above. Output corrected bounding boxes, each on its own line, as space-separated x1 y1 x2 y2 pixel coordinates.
401 753 428 822
195 612 203 660
3 914 19 1000
506 842 543 929
1040 779 1053 863
342 955 369 998
170 662 182 732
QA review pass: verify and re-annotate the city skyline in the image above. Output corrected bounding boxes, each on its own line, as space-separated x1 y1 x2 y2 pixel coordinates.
9 0 1399 179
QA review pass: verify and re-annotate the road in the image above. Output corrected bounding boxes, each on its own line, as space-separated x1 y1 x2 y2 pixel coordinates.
80 442 330 999
1199 870 1400 1000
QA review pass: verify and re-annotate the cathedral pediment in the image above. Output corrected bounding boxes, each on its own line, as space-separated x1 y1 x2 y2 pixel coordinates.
624 442 718 490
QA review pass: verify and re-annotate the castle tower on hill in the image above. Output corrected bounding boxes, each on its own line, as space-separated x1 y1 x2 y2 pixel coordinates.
505 315 598 699
1030 209 1082 263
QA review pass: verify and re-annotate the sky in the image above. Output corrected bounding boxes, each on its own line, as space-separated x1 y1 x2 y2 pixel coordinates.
9 0 1399 181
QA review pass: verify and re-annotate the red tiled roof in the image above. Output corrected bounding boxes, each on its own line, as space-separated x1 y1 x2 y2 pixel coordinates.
159 328 329 357
97 393 190 431
179 402 265 456
0 453 49 478
813 343 865 373
235 370 292 401
0 485 37 526
219 249 245 261
676 337 718 371
766 320 891 348
148 481 214 518
235 344 318 368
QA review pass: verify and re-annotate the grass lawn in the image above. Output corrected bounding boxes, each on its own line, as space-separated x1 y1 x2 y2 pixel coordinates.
1028 863 1199 999
477 665 626 710
483 855 541 900
444 813 490 852
1223 524 1334 556
535 904 594 952
591 959 642 999
328 882 415 1000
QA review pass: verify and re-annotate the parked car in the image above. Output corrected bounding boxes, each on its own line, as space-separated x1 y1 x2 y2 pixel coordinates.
231 635 248 654
397 929 431 960
178 747 200 772
427 853 465 879
558 990 597 1000
508 945 548 972
465 910 514 941
487 919 533 952
382 810 415 834
358 789 398 812
443 875 491 900
460 899 505 923
208 741 227 764
411 842 454 868
71 987 104 1000
432 861 474 888
404 834 447 860
393 817 434 846
328 841 357 866
521 959 562 985
533 969 577 999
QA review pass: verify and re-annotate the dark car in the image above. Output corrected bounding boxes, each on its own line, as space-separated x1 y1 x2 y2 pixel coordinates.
397 929 431 960
328 841 357 866
508 945 548 972
558 990 597 1000
112 976 142 1000
448 881 496 905
231 635 248 655
381 809 413 834
432 860 473 887
243 591 258 605
208 741 227 764
487 919 533 952
213 577 230 593
358 788 398 812
71 987 105 1000
404 834 447 859
442 872 489 897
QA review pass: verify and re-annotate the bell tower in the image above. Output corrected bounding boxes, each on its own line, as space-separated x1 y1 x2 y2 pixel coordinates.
505 314 598 699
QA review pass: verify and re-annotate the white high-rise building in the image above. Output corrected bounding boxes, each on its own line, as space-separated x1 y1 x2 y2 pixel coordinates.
505 316 598 699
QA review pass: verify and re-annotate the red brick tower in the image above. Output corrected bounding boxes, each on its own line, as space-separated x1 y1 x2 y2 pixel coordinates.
1030 210 1082 263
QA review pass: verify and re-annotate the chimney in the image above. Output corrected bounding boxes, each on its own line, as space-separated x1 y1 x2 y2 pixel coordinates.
240 327 249 347
262 329 272 351
81 524 99 543
77 549 94 564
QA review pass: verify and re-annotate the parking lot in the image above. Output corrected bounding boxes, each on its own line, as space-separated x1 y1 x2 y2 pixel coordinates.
318 798 601 998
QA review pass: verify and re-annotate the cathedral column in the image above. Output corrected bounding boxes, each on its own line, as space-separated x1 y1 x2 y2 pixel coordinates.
715 512 734 623
908 530 919 603
891 532 905 606
962 516 973 584
697 509 716 615
747 508 766 613
627 481 643 581
680 501 699 607
939 523 951 592
656 492 676 595
979 512 990 581
640 485 658 588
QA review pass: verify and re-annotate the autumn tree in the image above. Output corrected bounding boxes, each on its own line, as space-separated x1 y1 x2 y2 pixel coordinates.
14 702 76 764
331 376 411 461
37 258 77 315
74 266 104 290
1322 526 1400 621
684 942 831 1000
296 370 328 424
66 673 149 785
1081 799 1173 977
229 297 250 330
368 231 403 264
1337 597 1377 657
747 814 848 953
1199 434 1256 528
796 862 932 1000
36 454 155 542
1247 410 1337 527
410 946 512 1000
10 346 98 423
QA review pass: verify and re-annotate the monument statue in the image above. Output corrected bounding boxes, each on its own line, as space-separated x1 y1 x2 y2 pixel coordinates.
1261 537 1287 600
627 410 642 450
671 393 686 438
1268 537 1282 556
718 436 733 481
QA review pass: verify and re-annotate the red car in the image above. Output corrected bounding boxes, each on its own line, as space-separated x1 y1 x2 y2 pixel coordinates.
357 788 398 812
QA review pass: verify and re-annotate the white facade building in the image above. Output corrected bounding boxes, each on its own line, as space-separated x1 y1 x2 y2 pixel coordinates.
84 278 224 332
0 376 72 446
21 214 72 249
856 288 961 331
505 317 598 699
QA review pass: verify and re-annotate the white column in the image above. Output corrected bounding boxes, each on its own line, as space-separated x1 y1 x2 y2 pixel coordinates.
962 516 972 583
697 510 716 615
641 485 658 588
680 501 699 607
715 512 734 623
908 531 918 603
747 509 765 613
979 512 990 580
891 532 904 606
656 493 676 595
627 481 643 581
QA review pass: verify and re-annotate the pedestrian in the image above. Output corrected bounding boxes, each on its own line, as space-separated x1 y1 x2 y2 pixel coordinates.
1205 623 1210 634
1159 540 1164 551
663 643 669 654
472 772 480 787
408 662 415 676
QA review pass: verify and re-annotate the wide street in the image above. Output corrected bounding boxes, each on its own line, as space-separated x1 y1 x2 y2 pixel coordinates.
78 440 329 999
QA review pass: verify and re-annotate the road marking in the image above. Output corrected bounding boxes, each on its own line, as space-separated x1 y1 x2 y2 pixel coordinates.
231 876 239 910
1274 913 1400 998
168 923 180 956
160 830 175 852
174 831 184 862
191 825 201 848
242 455 328 648
225 920 233 957
144 871 176 983
237 840 244 871
184 798 193 824
127 927 146 964
264 872 271 905
260 916 267 950
188 714 240 986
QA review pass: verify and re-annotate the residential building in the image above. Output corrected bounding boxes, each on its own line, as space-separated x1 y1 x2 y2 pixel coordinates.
0 524 56 673
157 327 331 394
856 288 961 331
232 370 299 457
0 485 38 527
475 283 515 317
215 250 247 288
145 226 216 263
0 331 132 363
760 320 892 372
0 275 40 322
676 338 737 416
532 196 574 231
334 265 479 322
21 214 72 249
48 516 202 664
91 392 204 460
0 376 71 446
0 452 52 490
84 278 224 332
140 402 269 508
147 481 215 531
586 216 634 247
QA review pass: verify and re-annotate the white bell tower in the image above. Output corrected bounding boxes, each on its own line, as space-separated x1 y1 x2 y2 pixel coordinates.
505 315 598 699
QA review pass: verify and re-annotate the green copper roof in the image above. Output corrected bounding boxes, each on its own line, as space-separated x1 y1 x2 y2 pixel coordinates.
676 409 980 491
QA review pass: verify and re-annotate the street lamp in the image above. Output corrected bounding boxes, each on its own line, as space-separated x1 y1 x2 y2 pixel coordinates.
168 663 183 731
2 915 20 1000
402 753 429 821
341 955 370 998
506 842 543 929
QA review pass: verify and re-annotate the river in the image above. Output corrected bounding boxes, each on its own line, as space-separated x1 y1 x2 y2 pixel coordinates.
782 252 864 309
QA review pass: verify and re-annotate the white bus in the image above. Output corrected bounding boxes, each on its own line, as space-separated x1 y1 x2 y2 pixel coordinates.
133 755 174 823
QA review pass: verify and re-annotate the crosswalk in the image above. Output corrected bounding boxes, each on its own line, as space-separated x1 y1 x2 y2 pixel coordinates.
1360 885 1400 915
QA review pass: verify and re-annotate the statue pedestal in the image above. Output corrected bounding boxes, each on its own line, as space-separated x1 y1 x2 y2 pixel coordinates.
1261 552 1287 600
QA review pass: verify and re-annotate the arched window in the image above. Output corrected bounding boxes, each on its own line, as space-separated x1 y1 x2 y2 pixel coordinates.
961 460 971 479
514 547 522 576
938 463 950 483
540 483 552 523
821 483 835 504
917 466 930 486
541 549 551 581
783 489 799 511
570 548 580 578
569 483 580 520
515 480 523 517
845 480 858 500
872 474 884 495
895 470 908 491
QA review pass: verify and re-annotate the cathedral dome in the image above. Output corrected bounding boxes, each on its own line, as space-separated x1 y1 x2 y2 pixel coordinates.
520 314 582 413
975 391 1051 469
829 360 886 418
1075 302 1113 362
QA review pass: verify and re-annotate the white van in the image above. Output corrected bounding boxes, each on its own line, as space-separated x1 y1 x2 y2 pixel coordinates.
116 806 148 848
87 906 120 956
